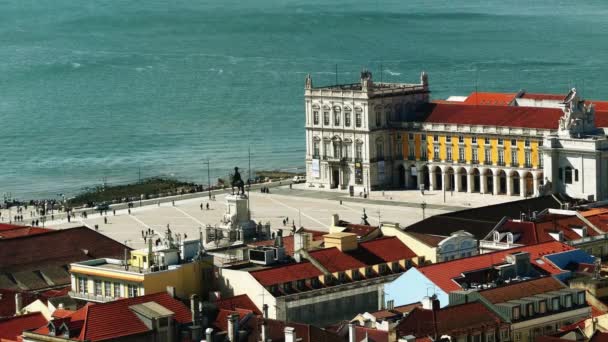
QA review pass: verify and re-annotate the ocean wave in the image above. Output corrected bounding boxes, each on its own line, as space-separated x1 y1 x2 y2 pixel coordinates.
384 69 401 76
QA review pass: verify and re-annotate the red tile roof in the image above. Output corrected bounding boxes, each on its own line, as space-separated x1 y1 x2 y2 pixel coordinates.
0 226 127 272
0 226 53 239
369 302 422 320
463 92 517 106
214 294 261 315
32 292 191 341
0 312 47 342
520 93 566 101
590 331 608 342
421 103 563 129
407 232 446 247
495 215 597 246
396 302 504 338
355 326 389 342
51 309 75 319
354 237 417 263
418 241 574 292
338 223 380 239
248 229 325 256
309 247 366 272
478 277 565 303
251 261 322 287
0 287 71 318
251 237 417 287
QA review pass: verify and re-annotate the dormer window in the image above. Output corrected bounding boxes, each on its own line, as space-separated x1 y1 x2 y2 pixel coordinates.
552 297 560 311
565 295 573 308
527 303 534 316
512 306 520 320
539 300 547 314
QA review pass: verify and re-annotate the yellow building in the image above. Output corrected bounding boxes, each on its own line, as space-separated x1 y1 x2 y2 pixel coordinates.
69 239 213 303
305 71 607 200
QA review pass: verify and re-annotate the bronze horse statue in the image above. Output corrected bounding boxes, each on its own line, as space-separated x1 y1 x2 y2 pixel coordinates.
231 167 246 195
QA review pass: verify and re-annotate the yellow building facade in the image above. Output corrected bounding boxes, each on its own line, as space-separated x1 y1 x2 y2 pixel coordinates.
397 130 544 197
69 254 213 303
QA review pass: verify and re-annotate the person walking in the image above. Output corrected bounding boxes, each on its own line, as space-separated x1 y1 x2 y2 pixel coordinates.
104 217 108 224
206 203 210 210
200 203 203 210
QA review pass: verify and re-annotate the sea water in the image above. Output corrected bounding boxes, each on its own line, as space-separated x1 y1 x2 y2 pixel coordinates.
1 0 608 199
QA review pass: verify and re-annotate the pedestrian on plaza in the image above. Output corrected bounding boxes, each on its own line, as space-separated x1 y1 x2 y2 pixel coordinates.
104 217 107 224
67 216 71 223
282 219 286 226
128 208 131 215
113 209 116 216
172 200 175 206
286 216 289 222
206 203 209 210
35 219 39 226
200 203 203 210
51 214 54 220
142 230 144 237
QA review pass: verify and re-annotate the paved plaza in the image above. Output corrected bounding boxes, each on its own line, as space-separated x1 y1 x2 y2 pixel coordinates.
2 183 520 250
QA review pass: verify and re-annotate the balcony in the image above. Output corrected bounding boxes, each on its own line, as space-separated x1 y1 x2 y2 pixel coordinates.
419 156 428 161
433 157 441 162
408 155 416 161
471 159 479 164
497 161 506 166
69 291 114 303
524 163 533 168
457 159 466 164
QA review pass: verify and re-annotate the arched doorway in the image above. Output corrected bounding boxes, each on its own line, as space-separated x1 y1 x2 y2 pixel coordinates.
408 164 418 189
524 172 534 197
498 169 507 194
446 167 455 191
472 168 481 193
456 167 467 192
420 165 430 190
511 171 521 196
483 169 493 194
397 165 406 189
432 166 443 190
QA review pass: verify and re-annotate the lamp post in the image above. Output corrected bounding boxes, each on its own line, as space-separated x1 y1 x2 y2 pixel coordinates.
420 201 427 220
204 159 211 200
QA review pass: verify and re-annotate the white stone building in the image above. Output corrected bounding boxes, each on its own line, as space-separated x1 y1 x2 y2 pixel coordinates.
303 71 608 201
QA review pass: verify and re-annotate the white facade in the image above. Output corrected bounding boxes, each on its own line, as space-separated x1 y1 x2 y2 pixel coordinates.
304 71 430 193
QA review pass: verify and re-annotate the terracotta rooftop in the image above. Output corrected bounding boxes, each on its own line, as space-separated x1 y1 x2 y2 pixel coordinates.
396 302 505 338
0 287 70 318
463 92 517 106
214 294 262 315
407 232 446 247
251 237 417 288
0 312 47 342
31 292 191 341
368 302 422 320
477 277 565 304
355 326 389 342
418 241 574 292
419 103 563 129
0 226 127 272
349 237 417 264
309 247 366 272
0 226 54 239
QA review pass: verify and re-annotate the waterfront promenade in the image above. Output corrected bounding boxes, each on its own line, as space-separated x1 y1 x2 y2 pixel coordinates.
1 182 515 250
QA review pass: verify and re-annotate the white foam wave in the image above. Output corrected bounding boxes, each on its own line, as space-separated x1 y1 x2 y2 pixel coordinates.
71 62 82 69
384 69 401 76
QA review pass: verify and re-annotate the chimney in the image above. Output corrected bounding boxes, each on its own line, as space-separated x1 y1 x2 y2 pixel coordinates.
166 286 176 298
387 299 394 310
227 313 239 342
261 319 268 342
190 294 199 324
263 304 269 319
284 327 296 342
205 328 214 342
348 323 356 342
124 248 130 271
15 293 22 314
331 214 339 227
421 295 439 310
